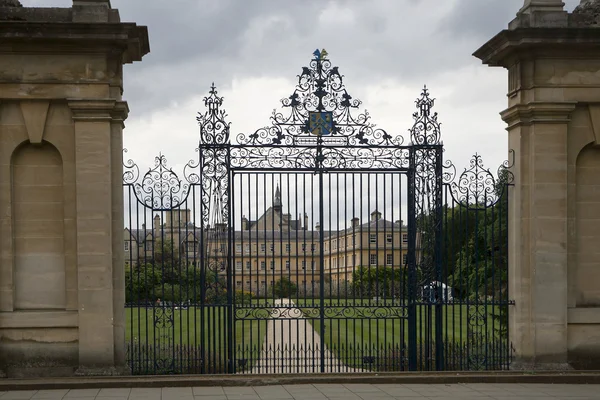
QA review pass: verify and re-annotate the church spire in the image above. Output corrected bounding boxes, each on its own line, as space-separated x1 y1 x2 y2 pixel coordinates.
274 183 282 210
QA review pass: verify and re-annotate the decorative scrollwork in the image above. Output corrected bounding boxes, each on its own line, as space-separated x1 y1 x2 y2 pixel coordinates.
131 154 191 210
197 83 230 145
410 86 441 145
447 152 514 209
235 49 403 148
467 305 488 371
123 149 140 185
234 306 408 320
230 146 411 170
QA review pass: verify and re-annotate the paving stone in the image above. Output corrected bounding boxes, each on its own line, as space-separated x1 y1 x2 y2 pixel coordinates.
31 390 69 399
63 390 99 398
192 387 226 396
2 392 37 400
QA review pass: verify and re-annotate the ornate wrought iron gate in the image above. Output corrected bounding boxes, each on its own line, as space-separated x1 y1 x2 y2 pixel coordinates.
123 50 513 375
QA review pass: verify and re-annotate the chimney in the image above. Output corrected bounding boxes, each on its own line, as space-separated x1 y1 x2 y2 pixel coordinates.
315 222 320 231
304 213 309 231
351 217 360 228
142 223 146 230
370 210 382 222
241 216 249 230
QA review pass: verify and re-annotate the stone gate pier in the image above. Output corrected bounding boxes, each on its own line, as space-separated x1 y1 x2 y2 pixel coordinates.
475 0 600 370
0 1 148 376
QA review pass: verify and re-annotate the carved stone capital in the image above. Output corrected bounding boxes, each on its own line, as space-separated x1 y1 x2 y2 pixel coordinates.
500 102 577 128
67 99 116 122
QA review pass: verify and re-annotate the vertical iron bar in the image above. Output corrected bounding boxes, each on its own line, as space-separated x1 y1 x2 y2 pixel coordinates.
407 148 417 371
434 146 444 371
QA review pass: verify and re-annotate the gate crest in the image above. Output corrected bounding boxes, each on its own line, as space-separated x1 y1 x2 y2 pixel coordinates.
235 49 400 148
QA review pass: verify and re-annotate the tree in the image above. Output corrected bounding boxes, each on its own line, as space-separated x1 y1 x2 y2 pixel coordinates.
352 266 406 299
446 168 511 335
271 277 297 299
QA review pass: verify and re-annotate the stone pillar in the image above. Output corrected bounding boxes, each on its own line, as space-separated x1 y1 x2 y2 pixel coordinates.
475 0 600 369
0 1 148 377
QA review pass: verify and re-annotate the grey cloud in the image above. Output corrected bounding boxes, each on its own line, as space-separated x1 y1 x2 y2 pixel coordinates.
23 0 530 120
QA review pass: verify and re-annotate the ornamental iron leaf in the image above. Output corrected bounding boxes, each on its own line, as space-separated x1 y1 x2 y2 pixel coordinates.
235 49 402 147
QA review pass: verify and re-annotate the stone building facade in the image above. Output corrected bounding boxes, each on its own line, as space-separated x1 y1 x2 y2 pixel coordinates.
125 187 412 297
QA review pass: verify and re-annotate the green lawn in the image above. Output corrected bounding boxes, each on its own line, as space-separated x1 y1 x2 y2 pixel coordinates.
125 306 268 373
125 301 508 372
285 300 507 370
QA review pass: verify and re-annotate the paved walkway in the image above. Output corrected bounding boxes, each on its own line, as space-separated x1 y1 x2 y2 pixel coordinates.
247 299 364 374
0 383 599 399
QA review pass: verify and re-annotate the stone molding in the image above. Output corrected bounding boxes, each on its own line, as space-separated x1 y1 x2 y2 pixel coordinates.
67 99 128 123
0 22 148 64
501 102 577 128
0 311 77 329
474 28 600 67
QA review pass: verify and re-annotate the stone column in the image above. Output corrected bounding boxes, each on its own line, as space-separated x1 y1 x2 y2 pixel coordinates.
69 100 118 373
475 0 600 369
0 0 148 377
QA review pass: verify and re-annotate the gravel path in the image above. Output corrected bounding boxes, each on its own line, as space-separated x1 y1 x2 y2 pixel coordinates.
246 299 365 374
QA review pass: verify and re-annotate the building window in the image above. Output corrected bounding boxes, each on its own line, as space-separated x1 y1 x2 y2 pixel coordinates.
125 261 130 267
285 260 290 270
386 254 393 265
245 244 250 253
261 261 266 270
246 280 250 285
270 261 275 270
352 235 356 246
260 244 266 252
340 257 345 268
261 281 266 287
235 244 241 253
370 254 377 266
369 234 376 244
124 241 129 251
270 243 274 252
332 240 337 249
341 238 345 248
402 234 408 243
285 244 290 253
311 244 316 252
236 281 242 286
236 261 242 270
302 244 306 252
301 261 306 270
219 244 225 253
352 254 356 266
246 261 251 270
403 253 408 265
333 258 337 269
386 234 392 244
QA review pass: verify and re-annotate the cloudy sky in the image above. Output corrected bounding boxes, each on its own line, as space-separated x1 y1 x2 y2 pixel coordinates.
24 0 582 225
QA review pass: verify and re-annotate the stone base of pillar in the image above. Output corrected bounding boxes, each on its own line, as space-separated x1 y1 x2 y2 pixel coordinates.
74 365 128 376
510 360 574 371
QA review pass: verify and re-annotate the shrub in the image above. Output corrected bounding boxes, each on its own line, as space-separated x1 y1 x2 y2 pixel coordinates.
271 277 297 299
235 290 256 306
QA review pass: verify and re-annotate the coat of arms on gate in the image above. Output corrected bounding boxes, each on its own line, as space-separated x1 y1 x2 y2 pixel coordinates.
309 111 333 136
